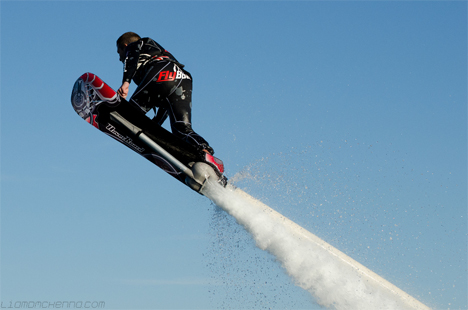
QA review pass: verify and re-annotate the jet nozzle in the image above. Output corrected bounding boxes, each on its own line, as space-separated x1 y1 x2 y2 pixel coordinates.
185 162 220 192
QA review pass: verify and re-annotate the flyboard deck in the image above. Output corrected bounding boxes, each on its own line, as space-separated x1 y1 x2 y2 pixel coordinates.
71 72 226 192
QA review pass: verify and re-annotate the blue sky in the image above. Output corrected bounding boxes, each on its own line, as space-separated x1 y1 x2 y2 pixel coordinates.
1 1 466 309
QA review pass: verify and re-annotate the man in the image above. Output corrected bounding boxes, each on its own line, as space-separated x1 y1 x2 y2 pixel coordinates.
116 32 214 155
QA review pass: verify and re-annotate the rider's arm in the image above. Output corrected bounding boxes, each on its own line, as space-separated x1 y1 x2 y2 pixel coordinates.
122 40 142 84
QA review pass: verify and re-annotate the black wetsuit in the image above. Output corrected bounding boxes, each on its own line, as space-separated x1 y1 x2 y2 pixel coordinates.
121 37 213 154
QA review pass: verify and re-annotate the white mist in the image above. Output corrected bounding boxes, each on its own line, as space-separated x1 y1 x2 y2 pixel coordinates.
201 180 431 310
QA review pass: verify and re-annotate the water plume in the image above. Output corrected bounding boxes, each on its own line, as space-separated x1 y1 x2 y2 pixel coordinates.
202 180 431 310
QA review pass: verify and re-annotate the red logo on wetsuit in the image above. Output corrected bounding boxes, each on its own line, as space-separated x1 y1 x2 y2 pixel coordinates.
156 69 191 82
157 71 177 82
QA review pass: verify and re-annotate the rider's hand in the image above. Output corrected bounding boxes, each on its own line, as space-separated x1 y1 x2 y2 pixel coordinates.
117 82 130 99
